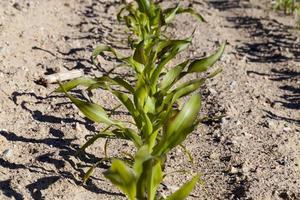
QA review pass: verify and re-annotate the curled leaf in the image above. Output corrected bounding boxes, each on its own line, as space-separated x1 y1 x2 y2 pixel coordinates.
104 159 137 200
153 94 201 155
188 41 226 73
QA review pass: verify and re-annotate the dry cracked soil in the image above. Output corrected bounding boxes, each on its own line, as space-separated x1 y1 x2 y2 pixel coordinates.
0 0 299 199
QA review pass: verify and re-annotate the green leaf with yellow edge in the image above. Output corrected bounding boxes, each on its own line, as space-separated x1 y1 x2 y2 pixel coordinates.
153 94 201 156
188 41 226 73
59 82 122 127
104 159 137 200
160 61 189 91
166 175 200 200
54 77 97 93
69 95 119 126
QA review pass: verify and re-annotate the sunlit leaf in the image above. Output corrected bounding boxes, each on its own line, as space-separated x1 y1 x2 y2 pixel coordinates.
166 175 199 200
69 95 119 126
160 61 189 91
188 41 226 73
163 4 180 24
153 94 201 155
104 159 137 200
54 77 97 93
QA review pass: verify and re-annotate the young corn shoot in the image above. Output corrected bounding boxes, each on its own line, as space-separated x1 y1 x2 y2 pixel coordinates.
56 0 226 199
274 0 296 14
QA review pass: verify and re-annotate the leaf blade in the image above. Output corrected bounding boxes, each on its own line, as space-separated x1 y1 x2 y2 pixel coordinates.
166 175 199 200
188 41 226 73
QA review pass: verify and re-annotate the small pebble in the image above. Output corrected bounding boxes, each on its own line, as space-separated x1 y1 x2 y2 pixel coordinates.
3 149 12 157
75 122 82 132
210 152 220 160
229 81 237 90
230 166 239 174
209 88 217 95
283 127 291 132
266 120 276 129
13 3 21 11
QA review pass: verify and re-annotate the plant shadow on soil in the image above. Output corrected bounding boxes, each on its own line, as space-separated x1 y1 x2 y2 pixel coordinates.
227 16 300 63
0 129 125 199
0 1 136 198
247 68 300 124
207 0 253 11
213 1 300 124
3 77 130 199
225 14 300 124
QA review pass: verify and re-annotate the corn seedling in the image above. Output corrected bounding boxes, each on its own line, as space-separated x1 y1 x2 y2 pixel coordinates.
274 0 296 14
55 0 226 199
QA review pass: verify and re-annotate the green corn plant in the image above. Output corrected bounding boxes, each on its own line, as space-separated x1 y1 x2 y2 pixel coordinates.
55 0 226 199
117 0 205 47
274 0 296 14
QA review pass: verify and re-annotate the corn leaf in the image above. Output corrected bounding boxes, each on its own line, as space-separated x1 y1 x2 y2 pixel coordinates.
160 61 189 91
91 76 134 94
150 39 191 92
188 41 226 73
137 0 151 16
153 94 201 155
133 145 151 177
104 159 137 200
133 41 147 65
92 44 124 64
68 95 120 126
54 77 97 93
144 96 156 114
123 56 145 74
113 128 143 147
83 165 96 184
163 4 180 24
146 159 163 200
133 147 163 200
110 90 141 128
166 175 199 200
78 132 115 153
177 8 206 22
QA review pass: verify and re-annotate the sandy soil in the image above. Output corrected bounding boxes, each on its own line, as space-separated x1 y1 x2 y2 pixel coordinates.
0 0 299 199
